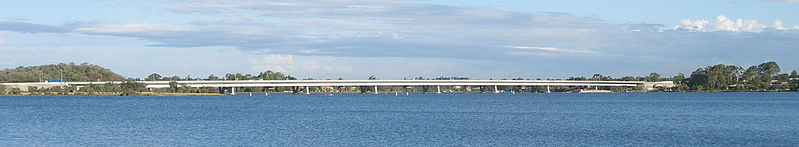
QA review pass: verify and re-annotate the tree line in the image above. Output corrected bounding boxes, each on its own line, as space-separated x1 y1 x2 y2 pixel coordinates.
682 61 797 91
140 70 297 81
565 61 798 92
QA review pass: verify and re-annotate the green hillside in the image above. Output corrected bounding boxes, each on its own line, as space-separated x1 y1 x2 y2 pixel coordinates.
0 63 125 83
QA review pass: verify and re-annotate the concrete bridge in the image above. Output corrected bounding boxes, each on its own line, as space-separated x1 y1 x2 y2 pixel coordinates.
3 80 667 94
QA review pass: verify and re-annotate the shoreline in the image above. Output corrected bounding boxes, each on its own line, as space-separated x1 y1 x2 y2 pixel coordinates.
0 91 795 96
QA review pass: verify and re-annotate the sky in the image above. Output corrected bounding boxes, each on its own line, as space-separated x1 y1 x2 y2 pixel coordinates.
0 0 798 80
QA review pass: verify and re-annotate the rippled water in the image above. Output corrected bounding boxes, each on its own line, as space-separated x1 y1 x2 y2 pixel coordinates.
1 92 798 146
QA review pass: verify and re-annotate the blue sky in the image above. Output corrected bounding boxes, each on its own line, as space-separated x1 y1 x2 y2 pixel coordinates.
1 0 798 80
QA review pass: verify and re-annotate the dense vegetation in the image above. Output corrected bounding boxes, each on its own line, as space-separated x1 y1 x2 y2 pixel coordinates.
565 61 798 92
0 62 125 83
682 61 798 91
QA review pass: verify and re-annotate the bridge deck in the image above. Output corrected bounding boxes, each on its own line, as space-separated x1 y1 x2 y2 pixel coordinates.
40 80 647 89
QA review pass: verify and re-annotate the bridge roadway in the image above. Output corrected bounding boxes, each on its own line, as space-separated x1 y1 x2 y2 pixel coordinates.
56 80 646 89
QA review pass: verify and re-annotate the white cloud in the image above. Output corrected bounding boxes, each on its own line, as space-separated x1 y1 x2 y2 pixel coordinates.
773 20 799 31
74 22 193 33
249 54 294 65
504 46 561 51
774 19 786 30
675 15 767 32
249 54 351 73
299 60 353 73
250 65 296 73
503 46 599 55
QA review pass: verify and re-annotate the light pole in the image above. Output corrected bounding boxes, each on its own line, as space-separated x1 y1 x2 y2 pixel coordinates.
59 67 64 82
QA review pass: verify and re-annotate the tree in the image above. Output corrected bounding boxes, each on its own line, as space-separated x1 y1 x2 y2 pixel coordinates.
368 75 377 80
568 77 587 80
591 74 611 81
207 74 220 80
7 88 21 95
170 76 182 81
791 70 799 91
169 81 179 92
0 85 5 95
672 73 686 84
619 76 637 81
688 68 708 90
147 73 162 81
119 80 146 96
742 66 763 90
687 64 743 90
646 73 661 82
752 61 781 90
758 61 780 77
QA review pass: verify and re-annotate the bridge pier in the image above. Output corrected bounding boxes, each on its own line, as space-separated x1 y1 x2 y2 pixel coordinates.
464 85 471 94
305 86 310 95
547 85 551 93
231 87 236 95
494 85 499 94
374 86 379 94
436 85 441 94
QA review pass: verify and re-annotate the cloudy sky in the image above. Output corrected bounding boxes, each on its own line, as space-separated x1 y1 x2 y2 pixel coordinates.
1 0 798 80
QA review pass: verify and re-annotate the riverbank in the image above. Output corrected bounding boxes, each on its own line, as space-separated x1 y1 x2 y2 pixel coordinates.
0 91 373 96
0 92 224 96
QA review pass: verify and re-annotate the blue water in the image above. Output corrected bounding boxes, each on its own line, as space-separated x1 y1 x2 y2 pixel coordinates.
1 92 798 146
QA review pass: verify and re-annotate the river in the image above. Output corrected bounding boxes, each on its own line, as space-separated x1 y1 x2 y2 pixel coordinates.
1 92 797 146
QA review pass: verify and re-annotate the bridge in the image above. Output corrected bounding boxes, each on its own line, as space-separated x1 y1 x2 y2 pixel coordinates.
2 80 671 94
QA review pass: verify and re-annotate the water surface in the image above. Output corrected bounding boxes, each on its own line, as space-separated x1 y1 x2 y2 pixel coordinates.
1 92 798 146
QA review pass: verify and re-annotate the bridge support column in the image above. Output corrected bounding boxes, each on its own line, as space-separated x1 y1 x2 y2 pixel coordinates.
479 86 485 93
436 85 441 94
494 85 499 94
404 86 410 95
546 85 551 93
231 87 236 95
305 86 310 95
374 86 379 94
465 86 471 93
